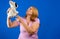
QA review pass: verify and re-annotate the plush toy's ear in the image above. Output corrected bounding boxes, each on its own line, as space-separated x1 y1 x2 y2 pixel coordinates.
15 3 18 8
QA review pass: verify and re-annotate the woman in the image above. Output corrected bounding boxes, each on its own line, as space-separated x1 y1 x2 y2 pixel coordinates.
7 6 40 39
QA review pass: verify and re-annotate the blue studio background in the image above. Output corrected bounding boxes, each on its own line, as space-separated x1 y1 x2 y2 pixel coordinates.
0 0 60 39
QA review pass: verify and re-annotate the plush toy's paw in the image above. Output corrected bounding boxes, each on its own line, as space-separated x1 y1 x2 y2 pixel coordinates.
11 11 18 17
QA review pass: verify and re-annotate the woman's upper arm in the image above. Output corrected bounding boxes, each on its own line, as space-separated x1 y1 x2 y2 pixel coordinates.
31 18 40 32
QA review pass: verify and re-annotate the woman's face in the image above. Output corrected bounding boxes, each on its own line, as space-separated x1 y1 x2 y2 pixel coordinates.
26 7 36 21
26 7 32 17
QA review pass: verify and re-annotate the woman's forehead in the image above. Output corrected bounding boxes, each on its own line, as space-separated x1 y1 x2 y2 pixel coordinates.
27 8 33 12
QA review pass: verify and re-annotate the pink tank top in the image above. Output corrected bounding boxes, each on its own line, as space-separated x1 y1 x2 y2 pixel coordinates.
17 17 40 39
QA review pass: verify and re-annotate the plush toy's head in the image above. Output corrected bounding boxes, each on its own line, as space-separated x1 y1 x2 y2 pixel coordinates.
9 1 18 8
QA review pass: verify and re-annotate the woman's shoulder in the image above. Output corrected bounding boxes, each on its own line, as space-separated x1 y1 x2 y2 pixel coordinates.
35 18 40 21
35 18 40 23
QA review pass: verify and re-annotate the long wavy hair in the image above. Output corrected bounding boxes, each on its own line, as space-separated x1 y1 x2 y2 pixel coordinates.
25 6 38 21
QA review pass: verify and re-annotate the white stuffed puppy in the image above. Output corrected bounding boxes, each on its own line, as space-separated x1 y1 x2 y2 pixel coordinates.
7 0 19 27
7 0 18 18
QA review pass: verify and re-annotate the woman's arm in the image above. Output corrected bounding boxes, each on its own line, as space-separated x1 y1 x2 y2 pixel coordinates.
7 17 20 28
18 17 40 35
23 21 40 35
